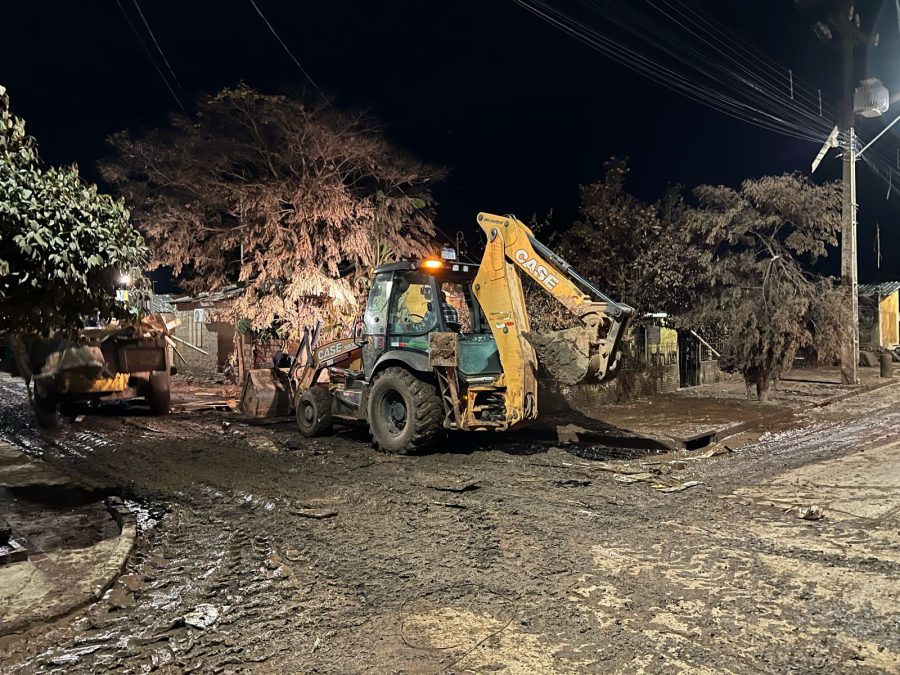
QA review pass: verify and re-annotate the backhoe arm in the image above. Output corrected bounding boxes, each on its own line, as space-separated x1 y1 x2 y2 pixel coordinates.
473 212 634 387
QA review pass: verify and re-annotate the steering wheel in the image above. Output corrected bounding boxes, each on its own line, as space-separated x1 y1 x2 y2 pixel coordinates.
406 313 425 322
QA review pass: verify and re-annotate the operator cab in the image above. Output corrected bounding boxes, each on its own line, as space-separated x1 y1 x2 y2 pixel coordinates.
362 258 501 383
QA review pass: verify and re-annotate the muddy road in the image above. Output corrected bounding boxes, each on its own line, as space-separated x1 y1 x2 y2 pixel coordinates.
1 378 899 674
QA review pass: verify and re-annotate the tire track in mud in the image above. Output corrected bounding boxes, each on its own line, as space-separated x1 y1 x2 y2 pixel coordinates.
0 378 511 672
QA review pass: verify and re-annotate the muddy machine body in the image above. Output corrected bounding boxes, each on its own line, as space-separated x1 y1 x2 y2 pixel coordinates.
289 213 634 454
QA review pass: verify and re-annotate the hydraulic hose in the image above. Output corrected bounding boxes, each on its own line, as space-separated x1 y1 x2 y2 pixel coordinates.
526 234 625 315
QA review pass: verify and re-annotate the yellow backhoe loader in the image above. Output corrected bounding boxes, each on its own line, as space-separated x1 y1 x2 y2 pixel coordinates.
242 212 634 453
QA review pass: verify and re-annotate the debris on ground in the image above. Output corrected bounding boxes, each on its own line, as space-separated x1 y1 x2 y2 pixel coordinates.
3 373 900 673
556 423 588 445
425 480 480 493
433 501 467 509
171 400 236 413
799 505 824 521
246 437 281 454
183 604 219 630
0 538 27 564
612 472 657 483
674 444 735 462
554 478 592 488
653 480 702 493
290 508 338 520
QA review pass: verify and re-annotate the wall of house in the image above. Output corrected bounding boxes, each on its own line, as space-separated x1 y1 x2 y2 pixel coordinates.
700 359 724 385
169 304 235 378
540 357 726 414
880 291 899 347
540 362 680 413
859 299 879 350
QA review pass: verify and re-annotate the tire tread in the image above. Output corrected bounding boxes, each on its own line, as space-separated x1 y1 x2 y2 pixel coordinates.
368 367 442 454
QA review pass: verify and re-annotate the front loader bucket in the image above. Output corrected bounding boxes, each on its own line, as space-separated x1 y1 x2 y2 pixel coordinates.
239 368 292 417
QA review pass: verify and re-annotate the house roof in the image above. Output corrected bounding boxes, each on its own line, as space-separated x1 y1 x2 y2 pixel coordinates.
171 285 244 305
858 281 900 297
150 294 175 313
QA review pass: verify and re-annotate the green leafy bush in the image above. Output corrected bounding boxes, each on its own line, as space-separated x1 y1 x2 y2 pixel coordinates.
0 85 148 335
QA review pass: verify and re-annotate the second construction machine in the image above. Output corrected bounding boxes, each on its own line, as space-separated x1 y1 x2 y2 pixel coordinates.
279 212 634 453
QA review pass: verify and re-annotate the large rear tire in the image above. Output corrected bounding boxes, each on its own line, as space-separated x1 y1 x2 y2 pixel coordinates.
296 387 334 436
367 367 443 454
147 370 171 415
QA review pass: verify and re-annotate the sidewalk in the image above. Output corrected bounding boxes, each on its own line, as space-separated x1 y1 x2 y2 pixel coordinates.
544 366 899 450
0 439 135 635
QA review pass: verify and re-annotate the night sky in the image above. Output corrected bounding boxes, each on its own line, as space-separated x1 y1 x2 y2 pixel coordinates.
3 0 899 284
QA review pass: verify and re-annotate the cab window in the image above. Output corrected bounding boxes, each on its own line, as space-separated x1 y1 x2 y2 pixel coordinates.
389 272 437 336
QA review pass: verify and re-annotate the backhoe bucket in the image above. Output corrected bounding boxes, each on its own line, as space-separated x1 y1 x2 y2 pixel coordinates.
524 327 596 386
525 307 631 386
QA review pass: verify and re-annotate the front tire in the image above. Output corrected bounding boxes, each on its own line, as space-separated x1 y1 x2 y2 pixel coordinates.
147 370 171 415
33 383 59 429
296 387 334 436
367 367 443 454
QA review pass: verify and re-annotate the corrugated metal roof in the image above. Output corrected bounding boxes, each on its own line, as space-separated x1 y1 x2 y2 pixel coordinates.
151 294 175 313
172 285 244 305
858 281 900 296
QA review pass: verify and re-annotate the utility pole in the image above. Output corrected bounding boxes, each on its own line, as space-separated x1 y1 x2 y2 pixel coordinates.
811 1 883 385
839 21 859 385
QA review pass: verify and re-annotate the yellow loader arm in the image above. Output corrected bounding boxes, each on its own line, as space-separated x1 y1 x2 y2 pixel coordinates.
472 212 635 391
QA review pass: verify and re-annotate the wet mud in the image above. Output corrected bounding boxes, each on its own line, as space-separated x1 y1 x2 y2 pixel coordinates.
1 376 899 673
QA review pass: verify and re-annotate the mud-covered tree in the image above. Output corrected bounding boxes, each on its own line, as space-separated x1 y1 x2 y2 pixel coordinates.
685 174 844 401
100 84 444 336
551 159 699 316
0 85 147 337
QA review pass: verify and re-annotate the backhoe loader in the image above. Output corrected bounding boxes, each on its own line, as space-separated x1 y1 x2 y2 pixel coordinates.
243 212 634 453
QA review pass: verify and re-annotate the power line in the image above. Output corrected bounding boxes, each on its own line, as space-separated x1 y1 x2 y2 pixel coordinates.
514 0 830 142
644 0 836 122
131 0 182 90
591 0 834 135
515 0 825 140
666 0 837 113
246 0 456 247
247 0 330 105
115 0 187 115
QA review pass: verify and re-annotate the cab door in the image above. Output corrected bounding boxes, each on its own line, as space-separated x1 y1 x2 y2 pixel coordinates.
362 272 393 378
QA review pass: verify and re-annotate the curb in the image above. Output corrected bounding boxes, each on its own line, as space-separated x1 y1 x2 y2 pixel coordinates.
809 377 900 409
90 510 138 602
0 499 137 637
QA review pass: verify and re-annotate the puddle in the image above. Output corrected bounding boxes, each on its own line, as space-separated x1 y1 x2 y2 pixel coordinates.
2 484 109 508
123 499 166 533
0 486 120 552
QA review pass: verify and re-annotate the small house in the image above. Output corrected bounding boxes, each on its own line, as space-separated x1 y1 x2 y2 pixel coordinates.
166 286 243 379
858 282 900 350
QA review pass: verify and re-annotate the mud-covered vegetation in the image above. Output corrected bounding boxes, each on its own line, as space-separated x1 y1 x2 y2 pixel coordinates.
684 174 844 400
101 85 445 336
536 161 844 400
